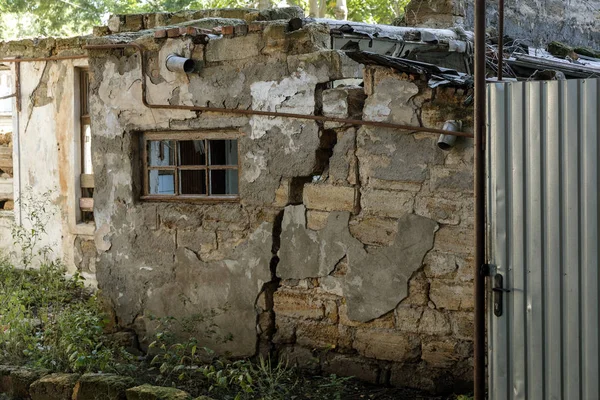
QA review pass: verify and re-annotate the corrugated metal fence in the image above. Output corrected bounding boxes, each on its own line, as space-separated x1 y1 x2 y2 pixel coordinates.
487 78 600 400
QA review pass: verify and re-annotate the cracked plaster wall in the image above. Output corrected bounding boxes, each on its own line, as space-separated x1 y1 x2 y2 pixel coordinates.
0 42 96 280
88 28 474 388
3 12 475 393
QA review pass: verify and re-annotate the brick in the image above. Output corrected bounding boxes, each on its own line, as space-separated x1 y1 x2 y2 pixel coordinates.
153 29 167 39
234 24 248 36
166 28 181 38
353 330 421 362
221 25 235 36
429 281 473 311
360 188 414 218
303 184 357 212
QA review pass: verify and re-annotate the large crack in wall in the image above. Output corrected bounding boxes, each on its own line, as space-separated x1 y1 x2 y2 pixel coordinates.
277 205 438 322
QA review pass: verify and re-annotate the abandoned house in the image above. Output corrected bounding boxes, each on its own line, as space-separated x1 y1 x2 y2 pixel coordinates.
0 0 598 395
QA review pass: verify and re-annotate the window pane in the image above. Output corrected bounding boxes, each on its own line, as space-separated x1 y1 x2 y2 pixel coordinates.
148 170 175 195
180 170 207 195
179 140 206 166
82 124 93 174
210 169 238 195
148 141 175 166
209 140 238 166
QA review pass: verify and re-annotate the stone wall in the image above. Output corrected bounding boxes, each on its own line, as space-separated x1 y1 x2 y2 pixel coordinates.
86 11 474 389
403 0 600 48
270 67 474 392
2 8 475 393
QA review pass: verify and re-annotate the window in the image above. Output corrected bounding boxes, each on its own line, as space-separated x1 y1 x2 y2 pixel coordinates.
78 68 94 223
142 132 240 201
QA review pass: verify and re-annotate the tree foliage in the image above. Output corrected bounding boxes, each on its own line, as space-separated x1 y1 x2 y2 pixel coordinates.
0 0 410 40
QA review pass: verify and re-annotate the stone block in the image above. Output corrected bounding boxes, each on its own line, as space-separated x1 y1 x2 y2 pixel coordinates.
323 354 380 384
450 311 474 340
303 184 357 212
287 50 358 83
295 321 340 349
126 384 191 400
367 178 423 193
418 309 451 335
434 225 473 255
322 86 366 121
73 374 135 400
423 251 459 279
329 128 356 183
400 274 430 306
11 368 48 399
349 217 398 246
30 373 80 400
429 281 473 311
124 14 143 31
430 165 473 193
273 316 296 344
339 303 394 329
273 290 325 320
306 210 329 230
414 195 461 225
0 365 16 393
353 330 420 362
360 188 414 218
422 339 462 368
205 35 261 62
389 363 440 393
394 305 423 333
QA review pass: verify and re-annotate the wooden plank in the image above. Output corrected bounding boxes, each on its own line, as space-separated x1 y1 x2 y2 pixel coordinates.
80 174 95 188
79 197 93 211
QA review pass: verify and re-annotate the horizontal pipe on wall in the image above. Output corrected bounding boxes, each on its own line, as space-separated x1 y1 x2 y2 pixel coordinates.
84 43 474 138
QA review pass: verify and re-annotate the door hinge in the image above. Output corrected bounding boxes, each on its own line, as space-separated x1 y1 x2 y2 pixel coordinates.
492 274 510 317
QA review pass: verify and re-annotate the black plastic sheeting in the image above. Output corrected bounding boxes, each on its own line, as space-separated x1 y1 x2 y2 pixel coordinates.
345 51 474 88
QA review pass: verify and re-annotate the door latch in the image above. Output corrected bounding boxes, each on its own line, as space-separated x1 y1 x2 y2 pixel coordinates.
492 274 510 317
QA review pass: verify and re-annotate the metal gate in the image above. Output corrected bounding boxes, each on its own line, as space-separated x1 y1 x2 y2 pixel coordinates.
487 78 600 400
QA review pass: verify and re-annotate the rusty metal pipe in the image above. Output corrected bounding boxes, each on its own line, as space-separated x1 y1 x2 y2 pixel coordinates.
498 0 504 81
83 43 474 138
0 54 88 63
15 60 21 113
0 93 15 100
474 0 487 397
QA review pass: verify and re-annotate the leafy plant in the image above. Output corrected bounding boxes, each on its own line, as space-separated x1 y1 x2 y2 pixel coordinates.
317 374 352 400
10 187 56 268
